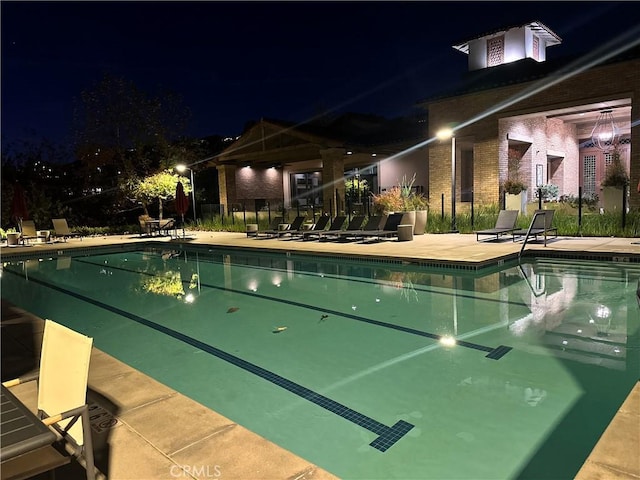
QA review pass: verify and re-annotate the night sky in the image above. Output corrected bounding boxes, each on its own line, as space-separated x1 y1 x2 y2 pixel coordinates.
2 2 639 147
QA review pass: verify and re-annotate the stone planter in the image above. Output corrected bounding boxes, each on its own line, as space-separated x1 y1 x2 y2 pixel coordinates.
245 224 258 237
397 224 414 241
6 232 20 246
602 186 625 213
414 210 428 235
400 211 416 229
506 191 527 214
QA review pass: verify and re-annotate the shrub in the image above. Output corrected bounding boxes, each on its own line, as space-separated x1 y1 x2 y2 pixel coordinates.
535 184 560 201
372 173 428 214
503 153 528 194
602 148 630 187
503 180 527 195
561 193 599 210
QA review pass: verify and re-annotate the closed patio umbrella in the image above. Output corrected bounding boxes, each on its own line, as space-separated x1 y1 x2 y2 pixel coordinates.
175 181 189 238
11 183 29 226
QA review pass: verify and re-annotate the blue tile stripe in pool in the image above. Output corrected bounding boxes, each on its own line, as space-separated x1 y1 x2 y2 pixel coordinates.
194 279 513 360
486 345 513 360
76 257 513 360
5 268 413 452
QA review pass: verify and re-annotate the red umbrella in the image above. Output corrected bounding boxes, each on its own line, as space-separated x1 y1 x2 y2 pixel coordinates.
11 183 29 223
175 181 189 236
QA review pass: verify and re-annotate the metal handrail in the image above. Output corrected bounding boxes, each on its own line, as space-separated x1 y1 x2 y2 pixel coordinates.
518 211 547 259
517 262 546 298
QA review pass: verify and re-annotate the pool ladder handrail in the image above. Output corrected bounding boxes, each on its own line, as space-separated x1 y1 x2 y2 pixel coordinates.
518 211 548 259
517 262 546 298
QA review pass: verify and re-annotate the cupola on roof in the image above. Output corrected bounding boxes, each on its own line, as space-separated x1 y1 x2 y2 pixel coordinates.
452 21 562 71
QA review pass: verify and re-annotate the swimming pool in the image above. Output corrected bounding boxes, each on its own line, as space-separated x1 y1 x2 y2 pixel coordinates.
2 246 639 479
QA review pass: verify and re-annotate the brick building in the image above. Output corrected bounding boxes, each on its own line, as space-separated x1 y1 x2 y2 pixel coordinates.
210 114 427 216
207 21 638 215
422 21 638 212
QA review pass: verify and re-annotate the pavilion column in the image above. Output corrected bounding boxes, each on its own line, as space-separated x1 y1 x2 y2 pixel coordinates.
321 148 345 216
629 96 640 210
216 164 237 214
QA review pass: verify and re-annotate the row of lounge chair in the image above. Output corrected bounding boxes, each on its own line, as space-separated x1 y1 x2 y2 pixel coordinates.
475 209 557 243
11 218 80 245
248 213 407 242
245 209 557 244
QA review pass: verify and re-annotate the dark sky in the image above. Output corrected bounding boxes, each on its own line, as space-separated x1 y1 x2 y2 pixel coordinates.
2 1 639 147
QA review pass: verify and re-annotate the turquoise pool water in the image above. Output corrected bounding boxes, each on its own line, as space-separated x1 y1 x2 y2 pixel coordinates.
2 247 639 479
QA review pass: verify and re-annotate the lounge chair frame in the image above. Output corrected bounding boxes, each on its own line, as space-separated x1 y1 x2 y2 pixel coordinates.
339 215 386 241
353 213 404 242
288 215 331 240
18 219 39 245
254 216 285 238
317 215 365 242
276 216 307 238
512 209 558 245
475 210 519 242
52 218 82 242
2 320 98 480
303 215 349 241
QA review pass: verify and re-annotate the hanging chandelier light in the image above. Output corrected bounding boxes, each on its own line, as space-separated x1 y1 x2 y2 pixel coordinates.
590 109 620 151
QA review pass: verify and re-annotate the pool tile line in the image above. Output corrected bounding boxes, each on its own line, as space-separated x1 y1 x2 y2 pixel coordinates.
3 268 414 452
156 240 640 267
3 237 639 274
71 257 514 360
486 345 513 359
196 281 514 360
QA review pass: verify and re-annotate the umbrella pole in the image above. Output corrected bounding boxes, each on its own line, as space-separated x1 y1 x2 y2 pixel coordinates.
182 214 185 238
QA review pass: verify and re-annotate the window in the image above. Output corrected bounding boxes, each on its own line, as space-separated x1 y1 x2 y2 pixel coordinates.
604 151 614 169
583 154 596 196
290 172 322 207
487 35 505 67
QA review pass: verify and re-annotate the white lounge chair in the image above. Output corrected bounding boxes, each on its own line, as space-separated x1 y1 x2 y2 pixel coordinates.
2 320 98 480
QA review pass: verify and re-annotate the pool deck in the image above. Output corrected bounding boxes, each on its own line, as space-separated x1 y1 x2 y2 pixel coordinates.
1 231 639 480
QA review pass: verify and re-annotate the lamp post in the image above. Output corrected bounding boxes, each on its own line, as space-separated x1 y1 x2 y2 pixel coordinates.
176 164 197 222
436 128 458 233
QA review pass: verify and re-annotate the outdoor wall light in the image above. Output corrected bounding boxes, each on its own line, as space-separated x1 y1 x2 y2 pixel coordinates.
590 109 620 151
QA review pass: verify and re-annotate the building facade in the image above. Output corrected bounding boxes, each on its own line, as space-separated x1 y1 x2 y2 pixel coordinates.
207 21 638 216
209 115 428 217
424 21 638 212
